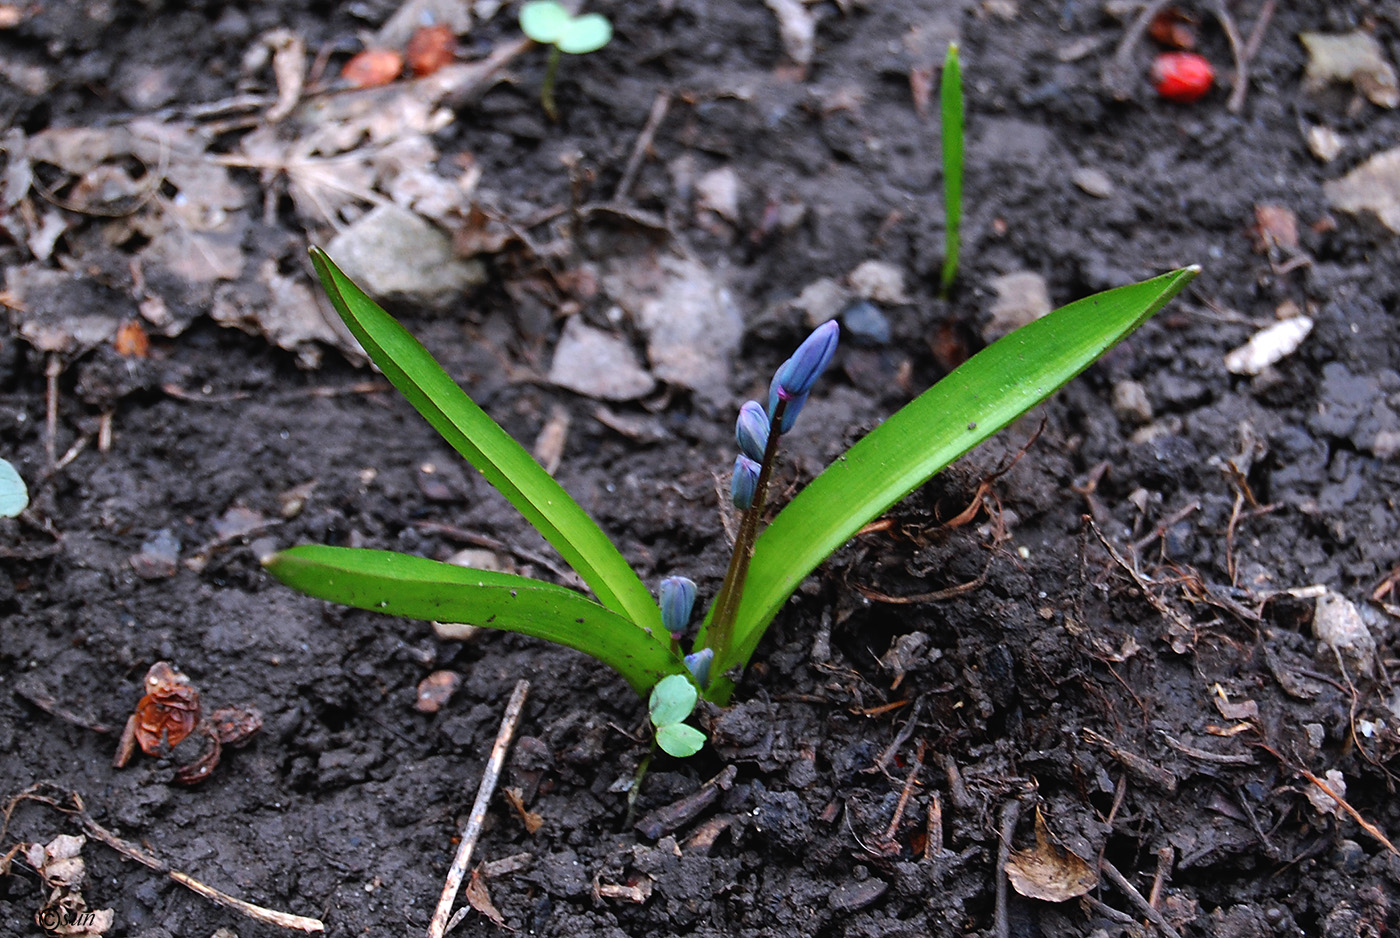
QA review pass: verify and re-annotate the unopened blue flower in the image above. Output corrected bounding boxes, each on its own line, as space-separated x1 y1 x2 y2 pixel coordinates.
659 576 696 634
684 648 714 688
773 320 839 401
767 373 808 434
731 455 760 509
736 401 770 461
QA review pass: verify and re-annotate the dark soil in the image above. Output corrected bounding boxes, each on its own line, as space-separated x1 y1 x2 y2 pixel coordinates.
4 1 1400 936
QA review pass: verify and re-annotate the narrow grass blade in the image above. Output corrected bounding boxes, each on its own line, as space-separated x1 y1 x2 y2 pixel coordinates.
698 267 1198 693
266 545 684 695
939 43 964 297
310 248 661 633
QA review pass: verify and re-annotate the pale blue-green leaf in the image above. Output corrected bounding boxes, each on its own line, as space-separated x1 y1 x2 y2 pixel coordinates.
656 722 705 758
0 458 27 518
519 0 570 43
648 673 698 727
557 13 612 54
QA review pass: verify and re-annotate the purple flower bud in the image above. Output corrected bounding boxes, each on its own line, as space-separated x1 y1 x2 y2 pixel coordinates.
735 401 770 461
659 576 696 634
684 648 714 688
773 320 839 400
767 372 808 434
731 455 760 509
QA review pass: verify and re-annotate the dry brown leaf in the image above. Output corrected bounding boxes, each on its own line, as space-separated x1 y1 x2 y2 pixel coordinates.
342 49 404 88
464 867 510 929
503 787 544 835
1004 808 1098 902
113 320 150 357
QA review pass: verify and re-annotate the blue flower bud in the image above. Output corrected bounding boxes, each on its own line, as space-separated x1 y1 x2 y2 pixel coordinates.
659 576 696 634
735 401 770 461
773 320 839 401
684 648 714 688
767 373 808 434
731 454 760 509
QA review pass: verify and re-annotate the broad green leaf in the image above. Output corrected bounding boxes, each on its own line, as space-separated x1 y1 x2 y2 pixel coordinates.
939 43 963 296
0 458 27 518
698 267 1199 693
266 545 684 695
519 0 570 43
648 674 698 726
557 13 612 54
309 248 661 633
656 722 705 757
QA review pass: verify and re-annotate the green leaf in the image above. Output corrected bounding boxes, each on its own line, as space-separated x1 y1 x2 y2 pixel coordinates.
698 267 1199 692
519 0 570 43
0 458 27 518
265 545 684 695
655 722 705 758
648 674 698 727
309 248 661 634
939 43 963 296
557 13 612 54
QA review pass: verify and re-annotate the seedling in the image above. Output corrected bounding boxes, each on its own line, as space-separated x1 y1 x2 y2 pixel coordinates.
267 249 1197 756
940 43 964 297
518 0 613 121
649 675 704 758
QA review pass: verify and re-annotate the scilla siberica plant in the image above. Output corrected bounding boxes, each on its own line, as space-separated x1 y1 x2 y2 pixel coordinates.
267 249 1197 756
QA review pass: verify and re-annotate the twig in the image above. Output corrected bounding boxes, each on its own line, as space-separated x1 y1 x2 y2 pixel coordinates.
1147 846 1173 907
4 786 324 932
1100 858 1184 938
993 799 1022 938
1227 0 1277 113
1209 0 1248 114
45 354 60 469
1295 765 1398 856
614 91 670 202
428 679 530 938
880 739 926 843
1161 733 1254 766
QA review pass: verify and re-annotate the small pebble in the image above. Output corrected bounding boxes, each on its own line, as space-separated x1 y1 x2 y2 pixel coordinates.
841 300 891 346
1072 166 1115 198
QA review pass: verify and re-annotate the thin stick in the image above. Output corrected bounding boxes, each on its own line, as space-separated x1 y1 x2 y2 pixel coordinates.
615 91 670 201
428 680 530 938
1100 858 1184 938
992 799 1022 938
58 792 323 932
45 353 60 468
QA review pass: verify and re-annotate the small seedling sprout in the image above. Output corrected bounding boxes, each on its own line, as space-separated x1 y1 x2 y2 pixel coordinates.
518 0 613 121
940 43 964 297
267 248 1197 759
649 674 704 758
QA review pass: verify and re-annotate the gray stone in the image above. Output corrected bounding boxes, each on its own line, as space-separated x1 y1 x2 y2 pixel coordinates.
326 205 485 307
548 318 656 401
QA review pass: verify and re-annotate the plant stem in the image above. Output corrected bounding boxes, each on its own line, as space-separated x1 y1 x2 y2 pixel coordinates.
541 46 561 121
702 398 787 677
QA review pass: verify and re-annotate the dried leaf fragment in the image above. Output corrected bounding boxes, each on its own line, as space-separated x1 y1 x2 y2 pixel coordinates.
1323 146 1400 233
503 787 543 834
132 662 201 756
464 868 508 928
1300 31 1399 108
342 48 404 88
407 25 457 77
1005 808 1098 902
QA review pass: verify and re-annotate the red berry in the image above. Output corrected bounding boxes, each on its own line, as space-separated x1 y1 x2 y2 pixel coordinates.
1152 52 1214 103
